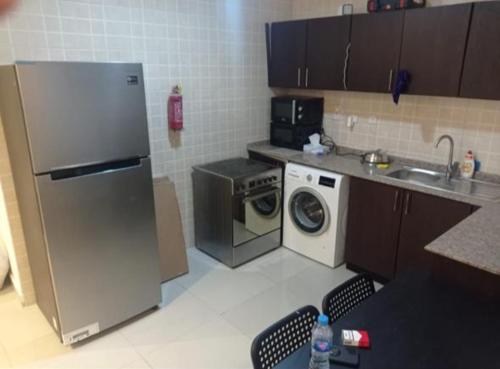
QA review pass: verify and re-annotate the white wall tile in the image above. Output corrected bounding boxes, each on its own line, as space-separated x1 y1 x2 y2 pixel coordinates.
0 0 292 302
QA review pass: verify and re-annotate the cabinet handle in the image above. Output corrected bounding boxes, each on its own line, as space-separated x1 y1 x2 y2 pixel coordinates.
393 190 400 212
297 67 301 87
343 42 351 90
305 67 309 88
404 192 412 215
388 69 393 92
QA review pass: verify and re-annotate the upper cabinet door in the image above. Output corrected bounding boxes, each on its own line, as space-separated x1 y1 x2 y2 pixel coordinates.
399 4 472 97
306 16 351 90
460 2 500 100
268 20 307 88
347 12 404 93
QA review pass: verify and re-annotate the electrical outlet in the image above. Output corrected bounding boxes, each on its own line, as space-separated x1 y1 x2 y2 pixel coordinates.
368 116 377 124
347 115 358 129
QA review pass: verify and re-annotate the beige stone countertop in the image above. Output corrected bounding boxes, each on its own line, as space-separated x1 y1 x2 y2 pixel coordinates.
247 141 500 276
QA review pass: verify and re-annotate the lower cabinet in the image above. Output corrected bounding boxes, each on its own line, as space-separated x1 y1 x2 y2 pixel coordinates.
345 177 473 280
395 191 472 274
345 178 401 280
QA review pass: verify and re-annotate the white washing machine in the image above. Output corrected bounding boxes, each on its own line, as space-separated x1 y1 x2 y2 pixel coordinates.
283 163 349 268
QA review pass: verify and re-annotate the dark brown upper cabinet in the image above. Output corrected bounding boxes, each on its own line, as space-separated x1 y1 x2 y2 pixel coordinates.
460 2 500 100
399 4 472 97
347 11 404 93
267 16 351 90
268 20 307 88
306 16 351 90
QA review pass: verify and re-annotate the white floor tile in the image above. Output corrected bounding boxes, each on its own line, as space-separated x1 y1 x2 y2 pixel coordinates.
222 283 305 340
6 333 69 368
0 300 55 352
181 268 275 314
0 344 11 368
159 280 186 308
143 315 252 369
0 245 361 369
238 247 316 283
282 263 357 308
175 248 229 290
31 332 142 369
120 289 218 355
119 358 151 369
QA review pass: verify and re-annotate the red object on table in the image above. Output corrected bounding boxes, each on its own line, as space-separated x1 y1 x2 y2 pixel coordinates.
342 329 371 348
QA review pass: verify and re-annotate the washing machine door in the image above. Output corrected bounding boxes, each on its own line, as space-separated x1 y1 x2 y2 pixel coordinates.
288 187 330 236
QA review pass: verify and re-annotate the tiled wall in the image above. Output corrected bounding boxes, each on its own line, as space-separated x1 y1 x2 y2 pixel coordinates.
0 0 292 302
291 0 500 174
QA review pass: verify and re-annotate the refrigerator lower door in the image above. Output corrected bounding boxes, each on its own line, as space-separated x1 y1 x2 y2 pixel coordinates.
35 157 161 344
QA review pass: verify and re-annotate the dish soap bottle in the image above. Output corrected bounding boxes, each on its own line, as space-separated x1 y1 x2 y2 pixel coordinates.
462 150 475 179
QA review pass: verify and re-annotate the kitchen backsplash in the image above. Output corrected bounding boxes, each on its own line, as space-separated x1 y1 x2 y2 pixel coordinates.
0 0 291 302
291 0 500 175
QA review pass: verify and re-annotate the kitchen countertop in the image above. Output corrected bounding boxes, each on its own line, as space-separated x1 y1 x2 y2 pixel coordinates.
247 141 500 276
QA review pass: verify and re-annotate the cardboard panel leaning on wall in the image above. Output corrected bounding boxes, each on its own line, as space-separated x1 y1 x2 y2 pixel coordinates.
153 177 188 283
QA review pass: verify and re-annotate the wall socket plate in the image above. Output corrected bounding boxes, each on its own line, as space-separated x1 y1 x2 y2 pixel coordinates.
347 115 358 129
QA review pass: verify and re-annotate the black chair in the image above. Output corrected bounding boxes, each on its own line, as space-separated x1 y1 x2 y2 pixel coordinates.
251 305 320 369
322 274 376 323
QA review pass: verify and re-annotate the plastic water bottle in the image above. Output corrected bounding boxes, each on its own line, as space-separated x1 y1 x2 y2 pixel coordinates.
309 314 333 369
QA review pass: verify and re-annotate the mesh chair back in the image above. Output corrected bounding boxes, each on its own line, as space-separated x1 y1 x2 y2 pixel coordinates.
251 305 320 369
322 274 375 323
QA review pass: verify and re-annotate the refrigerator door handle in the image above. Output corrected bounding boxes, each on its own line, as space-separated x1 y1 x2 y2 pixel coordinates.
50 157 143 181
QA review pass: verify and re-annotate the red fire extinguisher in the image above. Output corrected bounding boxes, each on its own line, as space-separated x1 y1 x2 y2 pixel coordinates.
168 84 183 131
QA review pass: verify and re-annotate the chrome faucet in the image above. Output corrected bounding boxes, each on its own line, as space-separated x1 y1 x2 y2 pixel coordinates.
435 134 458 181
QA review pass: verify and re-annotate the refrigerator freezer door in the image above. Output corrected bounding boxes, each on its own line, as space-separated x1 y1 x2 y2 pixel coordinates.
35 157 161 343
16 62 150 174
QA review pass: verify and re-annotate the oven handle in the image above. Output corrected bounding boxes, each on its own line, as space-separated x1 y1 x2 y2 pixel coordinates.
243 188 281 203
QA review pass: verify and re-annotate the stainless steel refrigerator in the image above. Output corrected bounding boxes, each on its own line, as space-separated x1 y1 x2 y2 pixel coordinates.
0 62 161 345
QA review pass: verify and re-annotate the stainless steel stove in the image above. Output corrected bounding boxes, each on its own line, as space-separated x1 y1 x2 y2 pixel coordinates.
192 158 282 267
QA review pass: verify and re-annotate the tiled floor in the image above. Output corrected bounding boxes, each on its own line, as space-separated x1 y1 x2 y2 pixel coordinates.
0 247 362 369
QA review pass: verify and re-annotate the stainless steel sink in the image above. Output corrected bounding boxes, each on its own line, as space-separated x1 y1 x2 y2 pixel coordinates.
387 167 446 184
386 167 500 201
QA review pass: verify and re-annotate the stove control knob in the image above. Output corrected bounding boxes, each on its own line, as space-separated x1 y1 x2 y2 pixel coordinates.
272 176 278 181
249 181 255 188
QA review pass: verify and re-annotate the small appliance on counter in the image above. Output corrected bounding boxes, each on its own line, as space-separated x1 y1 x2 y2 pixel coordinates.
270 96 324 150
271 96 324 125
271 122 323 150
192 158 283 267
360 149 391 166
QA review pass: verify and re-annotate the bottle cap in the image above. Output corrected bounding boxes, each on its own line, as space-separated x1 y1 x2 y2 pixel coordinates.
318 314 329 326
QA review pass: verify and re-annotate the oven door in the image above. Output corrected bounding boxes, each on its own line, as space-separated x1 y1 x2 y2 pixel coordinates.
233 184 282 247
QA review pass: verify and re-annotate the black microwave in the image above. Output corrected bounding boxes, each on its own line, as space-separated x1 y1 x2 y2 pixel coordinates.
270 122 322 150
271 96 324 125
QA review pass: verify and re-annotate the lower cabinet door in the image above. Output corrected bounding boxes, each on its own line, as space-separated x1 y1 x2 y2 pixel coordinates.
396 191 472 274
345 178 402 280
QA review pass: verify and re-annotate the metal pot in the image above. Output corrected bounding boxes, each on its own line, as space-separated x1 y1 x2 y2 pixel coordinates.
361 149 390 165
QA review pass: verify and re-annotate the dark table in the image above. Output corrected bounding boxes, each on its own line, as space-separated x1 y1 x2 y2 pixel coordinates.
275 271 500 369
